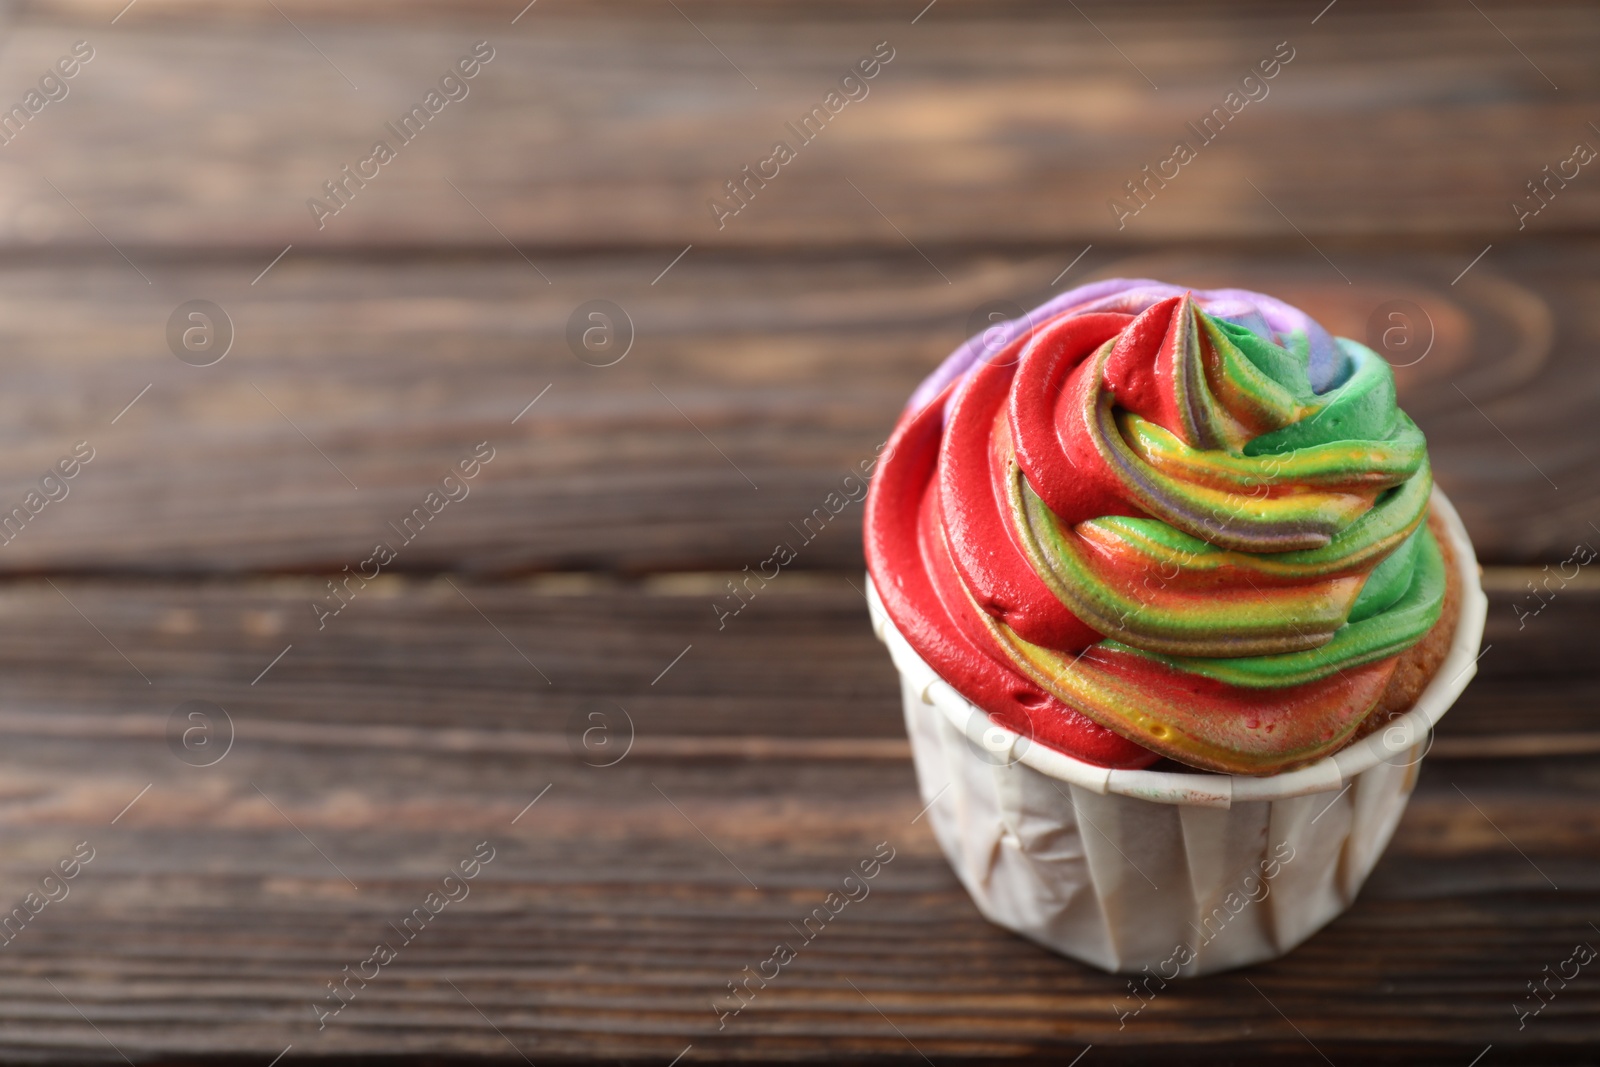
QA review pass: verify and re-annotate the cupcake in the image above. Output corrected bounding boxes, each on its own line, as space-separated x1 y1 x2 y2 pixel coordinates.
864 279 1486 975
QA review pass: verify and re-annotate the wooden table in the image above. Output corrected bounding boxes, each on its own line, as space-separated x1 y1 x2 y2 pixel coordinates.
0 1 1596 1062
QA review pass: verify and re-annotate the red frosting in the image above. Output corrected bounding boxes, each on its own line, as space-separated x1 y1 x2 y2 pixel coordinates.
865 315 1157 768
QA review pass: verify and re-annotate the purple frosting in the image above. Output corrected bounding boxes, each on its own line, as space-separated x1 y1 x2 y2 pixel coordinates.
907 278 1346 417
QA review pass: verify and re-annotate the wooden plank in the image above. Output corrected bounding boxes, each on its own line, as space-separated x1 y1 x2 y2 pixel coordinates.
0 3 1596 250
0 575 1588 763
1438 568 1600 754
0 242 1589 574
0 577 910 744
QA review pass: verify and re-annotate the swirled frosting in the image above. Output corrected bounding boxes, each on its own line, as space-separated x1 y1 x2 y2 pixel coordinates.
865 279 1446 775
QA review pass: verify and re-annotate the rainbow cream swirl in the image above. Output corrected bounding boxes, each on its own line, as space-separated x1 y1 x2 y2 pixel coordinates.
864 279 1446 775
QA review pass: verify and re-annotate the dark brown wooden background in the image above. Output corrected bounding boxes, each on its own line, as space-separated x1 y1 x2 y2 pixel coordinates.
0 0 1595 1063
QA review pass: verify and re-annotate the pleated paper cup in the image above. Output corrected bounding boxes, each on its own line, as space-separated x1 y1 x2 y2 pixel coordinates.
869 489 1487 976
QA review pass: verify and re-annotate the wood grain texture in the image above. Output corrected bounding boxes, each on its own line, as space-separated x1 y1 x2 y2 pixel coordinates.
0 241 1591 576
0 691 1592 1063
0 564 1585 1063
0 2 1593 1061
0 573 1586 756
0 3 1596 250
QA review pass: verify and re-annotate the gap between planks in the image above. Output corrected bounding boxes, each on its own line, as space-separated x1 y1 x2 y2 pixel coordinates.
0 708 1588 762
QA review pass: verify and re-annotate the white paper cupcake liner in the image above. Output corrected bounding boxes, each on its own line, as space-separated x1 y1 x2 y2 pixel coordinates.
869 488 1487 975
